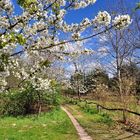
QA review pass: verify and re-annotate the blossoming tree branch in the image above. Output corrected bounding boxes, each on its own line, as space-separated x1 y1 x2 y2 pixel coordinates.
0 0 132 93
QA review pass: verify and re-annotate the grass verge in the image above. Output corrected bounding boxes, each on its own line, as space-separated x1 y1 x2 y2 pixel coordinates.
0 108 79 140
66 104 140 140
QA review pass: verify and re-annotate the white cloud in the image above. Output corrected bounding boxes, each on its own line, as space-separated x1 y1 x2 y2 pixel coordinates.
98 35 108 43
97 46 109 57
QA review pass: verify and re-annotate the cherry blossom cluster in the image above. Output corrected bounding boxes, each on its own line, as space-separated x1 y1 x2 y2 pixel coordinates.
113 15 132 29
73 0 97 9
0 0 13 13
93 11 111 26
32 77 50 91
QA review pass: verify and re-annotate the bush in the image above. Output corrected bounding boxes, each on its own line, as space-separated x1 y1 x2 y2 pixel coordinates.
81 104 98 114
64 88 76 96
0 87 38 116
99 112 113 125
43 84 62 106
65 98 78 105
0 84 62 116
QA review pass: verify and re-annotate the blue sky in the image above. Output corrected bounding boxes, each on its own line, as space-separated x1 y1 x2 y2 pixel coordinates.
12 0 140 23
12 0 140 53
11 0 140 75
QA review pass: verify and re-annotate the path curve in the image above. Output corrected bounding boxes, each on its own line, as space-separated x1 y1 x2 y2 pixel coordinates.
61 106 92 140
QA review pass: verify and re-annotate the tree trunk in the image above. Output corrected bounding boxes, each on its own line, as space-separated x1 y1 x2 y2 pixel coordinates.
37 92 42 114
116 44 127 123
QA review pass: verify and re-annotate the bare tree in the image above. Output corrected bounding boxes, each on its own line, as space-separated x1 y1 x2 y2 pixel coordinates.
96 0 140 122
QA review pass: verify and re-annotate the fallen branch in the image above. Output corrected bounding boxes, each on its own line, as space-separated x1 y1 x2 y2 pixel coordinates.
80 99 140 116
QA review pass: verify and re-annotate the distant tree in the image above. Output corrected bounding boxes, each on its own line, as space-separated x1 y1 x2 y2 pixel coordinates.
70 71 87 99
120 63 140 102
85 68 109 92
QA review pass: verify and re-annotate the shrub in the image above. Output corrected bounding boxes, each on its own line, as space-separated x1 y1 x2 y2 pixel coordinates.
0 84 62 116
0 87 37 116
65 98 78 105
96 112 113 126
82 104 98 114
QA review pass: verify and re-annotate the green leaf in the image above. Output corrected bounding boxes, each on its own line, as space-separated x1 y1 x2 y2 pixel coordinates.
17 0 37 13
17 0 36 8
40 60 51 67
16 34 26 45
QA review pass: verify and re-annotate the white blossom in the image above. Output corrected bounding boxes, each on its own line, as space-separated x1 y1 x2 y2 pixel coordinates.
113 14 132 29
73 0 96 9
57 9 66 20
32 77 50 91
93 11 111 26
72 32 81 40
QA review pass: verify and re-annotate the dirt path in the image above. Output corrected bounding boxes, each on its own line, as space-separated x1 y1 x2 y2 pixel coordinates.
61 106 92 140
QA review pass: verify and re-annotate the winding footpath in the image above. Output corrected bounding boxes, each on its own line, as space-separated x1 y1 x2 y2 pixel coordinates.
61 106 92 140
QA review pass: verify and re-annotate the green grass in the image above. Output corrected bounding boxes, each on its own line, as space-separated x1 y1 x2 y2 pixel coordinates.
73 98 140 122
66 105 140 140
0 108 79 140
